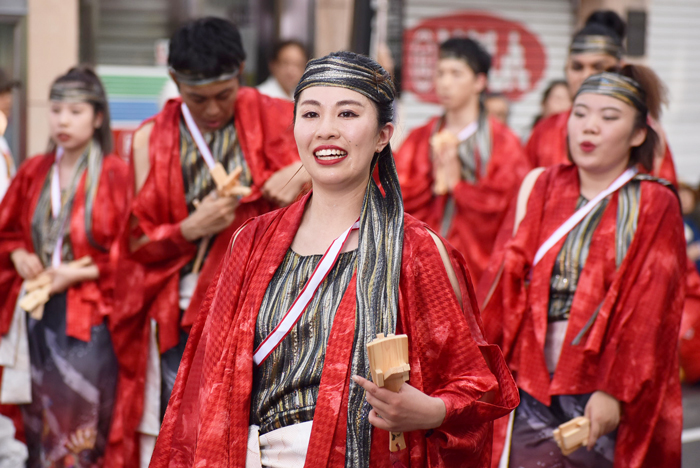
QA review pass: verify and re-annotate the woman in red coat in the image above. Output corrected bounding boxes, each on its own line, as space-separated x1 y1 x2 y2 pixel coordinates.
0 66 129 467
150 51 518 468
482 65 685 467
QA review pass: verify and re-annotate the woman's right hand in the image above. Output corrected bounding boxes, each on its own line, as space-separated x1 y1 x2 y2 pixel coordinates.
10 249 44 280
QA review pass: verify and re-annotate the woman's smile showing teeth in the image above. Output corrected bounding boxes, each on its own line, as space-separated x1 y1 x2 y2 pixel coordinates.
313 146 348 165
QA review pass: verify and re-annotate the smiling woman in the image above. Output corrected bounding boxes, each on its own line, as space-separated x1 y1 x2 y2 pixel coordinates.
481 65 685 468
149 51 519 468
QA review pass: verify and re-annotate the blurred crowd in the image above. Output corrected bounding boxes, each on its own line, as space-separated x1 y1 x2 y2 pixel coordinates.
0 7 697 468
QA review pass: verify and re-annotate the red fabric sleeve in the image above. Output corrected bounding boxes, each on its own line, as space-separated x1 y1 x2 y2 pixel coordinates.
0 156 53 335
595 186 685 403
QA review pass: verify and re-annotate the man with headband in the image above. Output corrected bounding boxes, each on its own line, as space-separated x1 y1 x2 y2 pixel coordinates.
526 10 676 184
395 37 530 285
118 17 307 467
149 50 518 468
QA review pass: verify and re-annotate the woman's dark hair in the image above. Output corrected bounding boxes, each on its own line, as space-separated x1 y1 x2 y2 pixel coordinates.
618 64 667 172
293 51 395 129
270 39 309 63
168 17 246 77
532 79 569 127
572 10 626 48
438 37 491 76
49 65 112 154
541 79 569 106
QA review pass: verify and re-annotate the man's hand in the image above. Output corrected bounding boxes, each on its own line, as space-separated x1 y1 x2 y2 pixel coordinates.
433 141 462 192
262 162 310 207
10 249 44 280
584 390 620 450
180 192 238 241
352 375 446 433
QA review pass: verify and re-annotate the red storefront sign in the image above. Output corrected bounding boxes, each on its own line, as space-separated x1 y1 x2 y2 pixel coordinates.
403 11 547 103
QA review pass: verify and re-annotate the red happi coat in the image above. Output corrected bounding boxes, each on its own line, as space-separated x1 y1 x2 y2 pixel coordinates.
108 88 300 467
395 116 530 285
150 193 519 468
0 151 130 462
526 110 678 184
481 164 685 468
679 261 700 383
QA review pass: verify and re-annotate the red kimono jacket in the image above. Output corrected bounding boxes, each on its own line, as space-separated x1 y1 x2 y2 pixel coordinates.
481 164 685 468
526 110 678 184
395 116 530 284
149 194 519 468
108 88 300 467
0 151 129 458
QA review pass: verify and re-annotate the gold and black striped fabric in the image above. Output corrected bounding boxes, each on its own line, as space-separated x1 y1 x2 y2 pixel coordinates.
569 35 623 60
251 248 357 434
548 181 641 322
437 109 492 236
178 118 251 275
293 51 403 468
576 72 647 114
31 149 90 267
179 118 251 214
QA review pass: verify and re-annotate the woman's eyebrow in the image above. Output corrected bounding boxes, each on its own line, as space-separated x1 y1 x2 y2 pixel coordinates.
336 100 364 107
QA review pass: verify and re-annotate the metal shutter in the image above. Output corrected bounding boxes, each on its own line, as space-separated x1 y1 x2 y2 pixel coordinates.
648 0 700 182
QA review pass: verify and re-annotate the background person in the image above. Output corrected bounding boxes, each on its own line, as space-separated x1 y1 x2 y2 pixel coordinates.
484 91 511 125
0 65 129 467
395 37 530 284
0 68 19 201
114 17 308 467
257 39 309 101
531 79 571 128
481 66 684 468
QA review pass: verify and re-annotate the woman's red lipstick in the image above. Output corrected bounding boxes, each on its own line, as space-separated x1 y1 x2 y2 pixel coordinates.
580 141 596 153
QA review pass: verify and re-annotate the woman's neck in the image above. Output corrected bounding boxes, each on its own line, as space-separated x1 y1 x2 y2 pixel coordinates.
292 180 367 255
444 99 480 134
578 159 631 200
57 141 89 188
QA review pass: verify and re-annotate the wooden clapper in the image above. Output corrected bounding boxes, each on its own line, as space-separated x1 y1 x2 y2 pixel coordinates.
367 333 411 452
553 416 590 456
19 256 94 320
191 163 252 274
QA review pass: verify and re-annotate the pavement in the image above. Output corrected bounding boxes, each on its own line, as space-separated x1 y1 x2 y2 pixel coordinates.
683 384 700 466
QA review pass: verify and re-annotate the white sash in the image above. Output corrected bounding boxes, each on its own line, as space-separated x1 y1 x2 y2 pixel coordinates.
180 103 216 169
533 167 638 266
246 422 312 468
50 147 66 268
457 121 478 141
252 221 360 366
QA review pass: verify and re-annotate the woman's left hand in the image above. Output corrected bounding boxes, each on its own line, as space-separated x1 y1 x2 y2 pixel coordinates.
47 265 80 294
46 263 99 295
584 390 621 450
352 375 446 433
